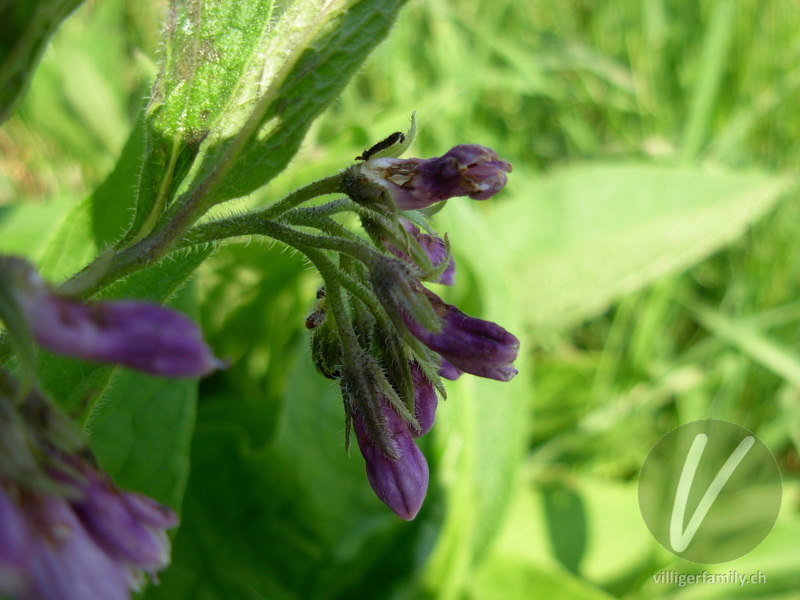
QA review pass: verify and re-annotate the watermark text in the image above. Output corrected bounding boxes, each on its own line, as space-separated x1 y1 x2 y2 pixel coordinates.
652 569 766 587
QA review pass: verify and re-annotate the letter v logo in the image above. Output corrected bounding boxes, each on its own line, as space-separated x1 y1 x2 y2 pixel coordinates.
669 433 755 553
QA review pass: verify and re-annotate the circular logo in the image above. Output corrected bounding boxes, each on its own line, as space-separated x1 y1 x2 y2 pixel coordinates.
638 419 782 563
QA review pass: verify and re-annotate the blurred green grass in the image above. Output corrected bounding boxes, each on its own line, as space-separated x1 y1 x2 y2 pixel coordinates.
2 0 800 599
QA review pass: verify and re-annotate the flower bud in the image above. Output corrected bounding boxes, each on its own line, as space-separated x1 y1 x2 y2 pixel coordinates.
352 399 428 520
387 219 455 286
70 466 177 570
1 256 222 378
404 289 519 382
358 144 512 210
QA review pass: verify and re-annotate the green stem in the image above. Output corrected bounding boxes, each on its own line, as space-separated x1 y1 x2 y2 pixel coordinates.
282 210 361 242
284 197 359 219
59 174 345 298
256 175 347 220
181 214 380 266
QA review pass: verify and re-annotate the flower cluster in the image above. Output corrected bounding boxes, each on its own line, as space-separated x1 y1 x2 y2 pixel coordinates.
0 383 178 600
0 459 178 600
308 142 519 519
0 258 220 598
0 128 518 600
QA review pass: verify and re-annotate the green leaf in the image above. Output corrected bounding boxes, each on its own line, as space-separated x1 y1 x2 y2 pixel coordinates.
469 556 617 600
37 110 147 281
146 341 438 599
206 0 410 203
0 198 75 258
0 0 85 124
86 282 201 510
127 0 277 239
138 0 408 224
466 477 653 600
464 164 791 332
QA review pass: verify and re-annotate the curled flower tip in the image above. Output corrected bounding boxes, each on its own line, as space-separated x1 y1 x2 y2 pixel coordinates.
353 401 429 520
426 144 513 201
404 290 520 382
360 144 512 211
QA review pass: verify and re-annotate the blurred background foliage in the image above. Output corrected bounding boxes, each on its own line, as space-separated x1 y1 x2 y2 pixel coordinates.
2 0 800 599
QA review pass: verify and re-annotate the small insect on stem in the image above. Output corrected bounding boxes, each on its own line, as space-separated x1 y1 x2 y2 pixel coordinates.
356 132 405 161
305 286 328 329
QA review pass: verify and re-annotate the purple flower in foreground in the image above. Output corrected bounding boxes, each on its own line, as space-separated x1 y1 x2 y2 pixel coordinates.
386 219 455 286
360 144 512 210
0 460 177 600
404 290 520 382
4 257 222 378
352 389 431 520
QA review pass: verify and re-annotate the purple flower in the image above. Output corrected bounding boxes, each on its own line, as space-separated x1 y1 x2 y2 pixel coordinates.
438 358 464 381
70 469 176 572
22 496 133 600
0 461 177 600
410 362 438 437
360 144 512 210
5 257 222 378
404 290 519 382
352 395 430 521
0 486 30 597
386 219 455 285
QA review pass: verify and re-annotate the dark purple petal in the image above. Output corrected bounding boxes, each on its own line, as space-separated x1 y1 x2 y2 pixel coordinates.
0 459 177 599
0 486 31 597
27 498 131 600
438 358 463 381
121 493 179 531
72 472 175 570
404 291 519 382
352 400 429 520
389 219 455 286
362 144 512 210
0 485 31 568
410 363 437 437
21 293 222 378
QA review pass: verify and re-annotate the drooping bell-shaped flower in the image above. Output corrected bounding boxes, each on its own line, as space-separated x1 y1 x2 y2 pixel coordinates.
0 459 178 600
359 144 512 210
1 256 222 378
0 376 179 600
351 395 430 521
403 289 519 382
